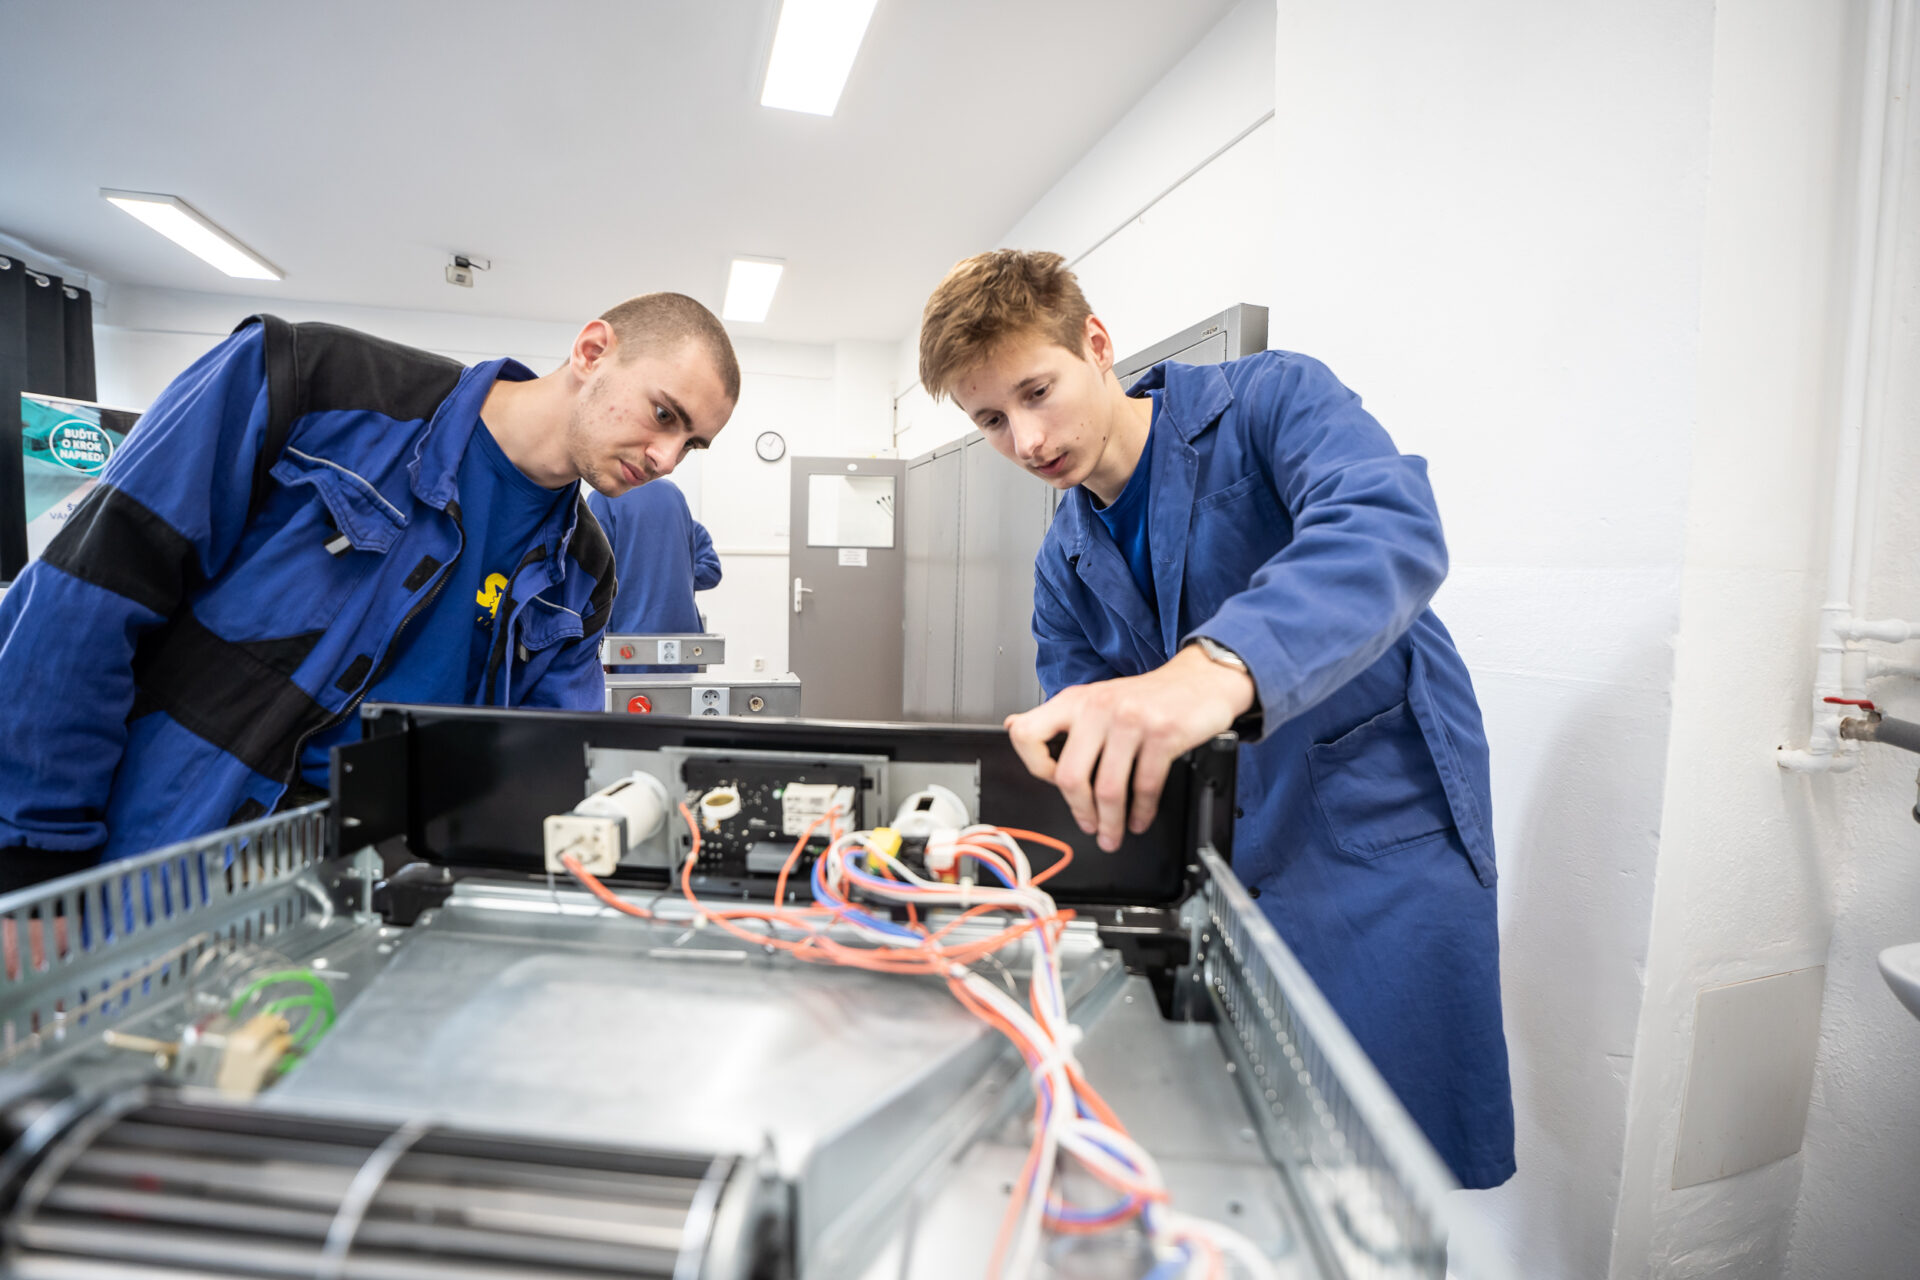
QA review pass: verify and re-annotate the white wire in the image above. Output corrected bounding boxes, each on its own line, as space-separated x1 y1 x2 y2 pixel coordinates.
780 824 1272 1279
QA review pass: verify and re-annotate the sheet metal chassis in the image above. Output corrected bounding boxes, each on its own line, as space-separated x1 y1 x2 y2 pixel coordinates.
0 713 1511 1280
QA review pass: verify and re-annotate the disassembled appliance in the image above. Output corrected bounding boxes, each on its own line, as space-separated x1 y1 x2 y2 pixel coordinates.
0 705 1510 1280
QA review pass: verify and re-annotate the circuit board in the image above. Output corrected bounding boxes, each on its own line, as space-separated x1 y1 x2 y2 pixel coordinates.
679 758 869 885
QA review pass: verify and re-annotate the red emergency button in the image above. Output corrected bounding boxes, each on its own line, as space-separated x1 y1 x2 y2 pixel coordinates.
618 645 634 659
626 694 653 714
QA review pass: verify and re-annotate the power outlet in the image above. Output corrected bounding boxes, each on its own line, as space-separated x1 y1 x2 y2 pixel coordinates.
753 656 766 672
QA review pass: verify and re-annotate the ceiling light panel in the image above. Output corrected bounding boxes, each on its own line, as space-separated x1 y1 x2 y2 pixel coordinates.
723 258 786 323
101 190 282 280
760 0 881 117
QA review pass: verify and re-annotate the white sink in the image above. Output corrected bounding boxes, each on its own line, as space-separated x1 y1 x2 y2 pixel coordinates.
1879 943 1920 1022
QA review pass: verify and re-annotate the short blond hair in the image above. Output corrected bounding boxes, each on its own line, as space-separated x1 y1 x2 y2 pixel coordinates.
918 250 1093 401
599 292 740 401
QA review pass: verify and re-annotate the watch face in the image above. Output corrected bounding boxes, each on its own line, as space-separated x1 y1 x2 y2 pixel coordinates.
756 431 785 461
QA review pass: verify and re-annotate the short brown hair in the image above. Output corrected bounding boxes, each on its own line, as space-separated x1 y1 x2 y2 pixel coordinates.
600 292 741 402
918 250 1093 401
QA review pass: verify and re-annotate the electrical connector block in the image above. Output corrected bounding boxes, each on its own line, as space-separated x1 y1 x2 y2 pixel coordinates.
781 782 856 836
924 827 961 882
543 813 623 876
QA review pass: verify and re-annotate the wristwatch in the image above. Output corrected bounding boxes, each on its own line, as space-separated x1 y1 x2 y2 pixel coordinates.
1186 635 1249 674
1185 636 1263 738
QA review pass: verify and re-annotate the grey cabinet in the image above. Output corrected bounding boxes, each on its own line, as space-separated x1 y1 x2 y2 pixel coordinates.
957 435 1048 722
903 438 1050 723
904 446 963 720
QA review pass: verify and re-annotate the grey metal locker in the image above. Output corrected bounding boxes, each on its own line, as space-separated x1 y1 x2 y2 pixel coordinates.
954 436 1049 723
902 456 933 718
954 436 1000 723
993 468 1049 716
1116 303 1267 390
920 444 963 720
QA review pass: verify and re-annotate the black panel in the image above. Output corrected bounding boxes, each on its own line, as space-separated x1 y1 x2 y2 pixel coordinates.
20 273 63 397
338 704 1237 911
61 287 94 402
331 725 410 850
1 263 30 580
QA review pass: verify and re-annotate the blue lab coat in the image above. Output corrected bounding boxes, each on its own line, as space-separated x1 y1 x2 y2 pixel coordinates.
585 479 721 673
1033 351 1515 1188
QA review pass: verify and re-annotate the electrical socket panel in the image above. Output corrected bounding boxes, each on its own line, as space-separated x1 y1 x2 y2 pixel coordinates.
543 814 622 875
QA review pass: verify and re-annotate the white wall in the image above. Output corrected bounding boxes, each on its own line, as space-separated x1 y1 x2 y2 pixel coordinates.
1608 4 1865 1273
892 0 1277 460
92 286 894 681
1267 2 1717 1276
1267 3 1920 1278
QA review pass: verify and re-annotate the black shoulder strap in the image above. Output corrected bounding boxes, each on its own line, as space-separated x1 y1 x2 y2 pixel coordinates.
568 493 618 642
232 313 300 520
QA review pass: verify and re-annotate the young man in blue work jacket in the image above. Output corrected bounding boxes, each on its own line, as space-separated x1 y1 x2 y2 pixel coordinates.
917 251 1515 1189
0 293 739 890
586 477 722 674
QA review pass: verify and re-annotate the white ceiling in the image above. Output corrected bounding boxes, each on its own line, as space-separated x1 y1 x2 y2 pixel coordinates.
1 0 1237 344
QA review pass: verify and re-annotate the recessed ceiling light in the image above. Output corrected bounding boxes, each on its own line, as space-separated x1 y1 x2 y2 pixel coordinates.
101 189 282 281
760 0 880 117
723 258 786 323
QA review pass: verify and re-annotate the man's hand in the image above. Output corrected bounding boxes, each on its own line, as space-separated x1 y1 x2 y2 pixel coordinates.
1004 645 1255 852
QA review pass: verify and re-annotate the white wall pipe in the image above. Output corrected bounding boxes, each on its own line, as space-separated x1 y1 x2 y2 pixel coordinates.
1843 618 1919 643
1780 0 1912 773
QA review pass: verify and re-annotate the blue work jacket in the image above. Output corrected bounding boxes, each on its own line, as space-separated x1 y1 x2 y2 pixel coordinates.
0 318 614 878
1034 351 1515 1188
585 479 721 674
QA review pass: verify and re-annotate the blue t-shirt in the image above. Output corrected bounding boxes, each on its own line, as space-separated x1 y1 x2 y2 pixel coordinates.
1092 396 1158 610
298 423 572 785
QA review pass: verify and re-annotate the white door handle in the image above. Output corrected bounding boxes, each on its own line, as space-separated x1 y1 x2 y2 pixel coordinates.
793 577 814 614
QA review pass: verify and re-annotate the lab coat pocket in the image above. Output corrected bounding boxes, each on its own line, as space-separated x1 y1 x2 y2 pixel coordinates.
1306 700 1455 860
1186 474 1289 621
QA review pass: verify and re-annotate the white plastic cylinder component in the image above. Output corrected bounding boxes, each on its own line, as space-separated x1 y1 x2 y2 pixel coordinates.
699 786 743 832
576 772 670 847
890 784 971 839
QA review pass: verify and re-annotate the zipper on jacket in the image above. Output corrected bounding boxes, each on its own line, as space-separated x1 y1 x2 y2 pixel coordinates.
281 505 467 795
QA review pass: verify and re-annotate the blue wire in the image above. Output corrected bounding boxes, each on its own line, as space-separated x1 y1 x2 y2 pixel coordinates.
1143 1244 1193 1280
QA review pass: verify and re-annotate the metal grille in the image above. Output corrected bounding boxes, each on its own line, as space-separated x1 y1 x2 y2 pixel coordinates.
1198 848 1513 1280
0 804 334 1066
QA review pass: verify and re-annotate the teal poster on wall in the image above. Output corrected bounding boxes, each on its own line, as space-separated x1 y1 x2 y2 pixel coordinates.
20 394 140 562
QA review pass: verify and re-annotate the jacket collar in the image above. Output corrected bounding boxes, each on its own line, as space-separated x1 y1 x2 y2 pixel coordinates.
1123 359 1234 442
408 357 537 509
1054 360 1236 655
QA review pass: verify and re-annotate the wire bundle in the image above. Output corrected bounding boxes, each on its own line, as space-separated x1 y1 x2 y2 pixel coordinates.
560 805 1276 1280
225 968 336 1071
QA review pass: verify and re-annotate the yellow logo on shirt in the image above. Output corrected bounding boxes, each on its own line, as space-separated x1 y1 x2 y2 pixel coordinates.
476 573 509 618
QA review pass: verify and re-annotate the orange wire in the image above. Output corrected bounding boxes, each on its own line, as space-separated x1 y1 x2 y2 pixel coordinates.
616 804 1168 1265
560 854 652 919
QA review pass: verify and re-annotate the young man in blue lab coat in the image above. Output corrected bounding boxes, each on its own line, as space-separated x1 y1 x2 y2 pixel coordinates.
586 478 722 674
0 294 738 890
917 251 1515 1189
